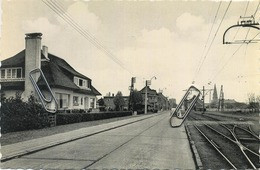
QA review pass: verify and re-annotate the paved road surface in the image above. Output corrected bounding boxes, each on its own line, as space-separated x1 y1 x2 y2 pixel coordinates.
1 112 195 169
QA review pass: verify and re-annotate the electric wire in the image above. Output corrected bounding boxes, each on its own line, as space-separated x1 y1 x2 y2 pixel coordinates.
192 1 222 83
193 0 232 82
207 1 254 84
210 31 260 82
253 0 260 17
42 0 134 75
243 0 250 17
47 0 127 68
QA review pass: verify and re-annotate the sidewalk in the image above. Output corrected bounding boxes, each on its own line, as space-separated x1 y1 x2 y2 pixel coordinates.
1 112 195 169
1 113 159 162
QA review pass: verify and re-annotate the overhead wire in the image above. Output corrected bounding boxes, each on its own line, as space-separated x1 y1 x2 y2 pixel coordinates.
42 0 134 76
210 31 260 82
192 1 222 83
216 0 251 67
243 0 250 17
253 0 260 17
193 0 232 82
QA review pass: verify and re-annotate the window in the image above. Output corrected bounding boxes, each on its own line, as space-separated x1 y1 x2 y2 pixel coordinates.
0 68 22 79
81 97 83 105
79 79 83 86
1 70 5 78
7 69 11 78
73 96 79 106
74 76 90 89
12 69 17 78
56 93 69 109
17 68 22 78
90 98 95 108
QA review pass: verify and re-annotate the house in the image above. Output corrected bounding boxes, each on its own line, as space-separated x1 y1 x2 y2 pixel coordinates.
157 92 169 111
1 33 101 111
103 94 129 111
169 98 177 108
139 86 158 112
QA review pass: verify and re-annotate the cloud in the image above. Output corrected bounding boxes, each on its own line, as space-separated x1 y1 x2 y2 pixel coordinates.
66 1 102 35
22 17 61 39
115 27 206 101
176 12 205 32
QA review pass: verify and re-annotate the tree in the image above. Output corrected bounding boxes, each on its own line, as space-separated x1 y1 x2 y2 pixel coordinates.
98 98 105 106
97 98 106 111
247 93 259 109
131 90 143 111
113 91 125 111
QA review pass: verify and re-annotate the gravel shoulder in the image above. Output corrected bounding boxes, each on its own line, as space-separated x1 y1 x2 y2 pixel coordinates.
1 114 151 146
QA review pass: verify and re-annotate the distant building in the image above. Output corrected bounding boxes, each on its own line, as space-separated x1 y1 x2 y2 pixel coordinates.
0 33 101 111
169 98 177 108
157 92 169 110
139 86 158 112
224 99 248 109
103 94 129 111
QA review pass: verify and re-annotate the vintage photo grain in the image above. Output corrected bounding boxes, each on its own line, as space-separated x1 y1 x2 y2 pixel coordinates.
1 0 259 169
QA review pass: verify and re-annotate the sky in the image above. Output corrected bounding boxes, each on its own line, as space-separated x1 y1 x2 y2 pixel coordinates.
1 0 260 103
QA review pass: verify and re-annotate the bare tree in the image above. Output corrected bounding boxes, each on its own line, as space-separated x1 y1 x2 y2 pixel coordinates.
247 93 255 103
247 93 259 109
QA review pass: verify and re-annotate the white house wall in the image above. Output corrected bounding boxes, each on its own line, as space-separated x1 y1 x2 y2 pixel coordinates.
42 88 97 111
3 87 97 111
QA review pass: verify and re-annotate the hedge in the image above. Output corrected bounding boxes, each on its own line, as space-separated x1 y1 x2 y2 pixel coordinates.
1 95 50 134
56 111 132 125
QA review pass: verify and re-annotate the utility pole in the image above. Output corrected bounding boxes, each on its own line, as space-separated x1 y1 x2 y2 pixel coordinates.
209 90 212 110
144 76 156 114
128 77 136 112
144 80 148 114
202 86 205 114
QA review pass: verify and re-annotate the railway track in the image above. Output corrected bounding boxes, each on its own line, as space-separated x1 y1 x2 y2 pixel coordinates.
186 112 259 169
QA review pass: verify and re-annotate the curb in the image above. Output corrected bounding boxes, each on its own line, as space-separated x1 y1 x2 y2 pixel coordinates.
1 113 162 162
185 124 203 170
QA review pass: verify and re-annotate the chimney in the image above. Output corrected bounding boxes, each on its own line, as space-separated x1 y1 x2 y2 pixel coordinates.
23 33 42 100
42 45 49 61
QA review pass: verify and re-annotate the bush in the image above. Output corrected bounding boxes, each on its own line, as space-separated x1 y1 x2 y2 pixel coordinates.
1 94 50 134
56 111 132 125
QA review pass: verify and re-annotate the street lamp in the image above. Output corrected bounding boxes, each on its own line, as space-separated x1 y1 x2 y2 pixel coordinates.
145 76 156 114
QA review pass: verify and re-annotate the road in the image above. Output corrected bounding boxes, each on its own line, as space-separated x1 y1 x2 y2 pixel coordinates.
1 112 195 169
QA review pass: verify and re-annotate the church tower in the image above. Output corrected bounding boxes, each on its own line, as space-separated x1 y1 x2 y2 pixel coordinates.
212 84 218 104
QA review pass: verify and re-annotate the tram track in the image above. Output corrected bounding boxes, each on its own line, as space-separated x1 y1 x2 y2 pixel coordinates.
186 112 259 169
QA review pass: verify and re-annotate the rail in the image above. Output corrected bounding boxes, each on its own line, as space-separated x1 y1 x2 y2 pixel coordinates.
189 114 259 169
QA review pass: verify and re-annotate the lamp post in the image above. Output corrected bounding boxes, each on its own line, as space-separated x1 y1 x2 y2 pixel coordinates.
145 76 156 114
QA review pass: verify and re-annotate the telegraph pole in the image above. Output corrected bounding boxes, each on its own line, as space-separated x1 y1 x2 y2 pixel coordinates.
144 80 148 114
202 86 205 114
144 76 156 114
128 77 135 112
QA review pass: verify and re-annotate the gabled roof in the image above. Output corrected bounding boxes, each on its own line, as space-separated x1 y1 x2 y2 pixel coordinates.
1 50 101 96
1 50 25 68
158 93 168 101
139 86 157 95
48 54 90 80
39 61 80 90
